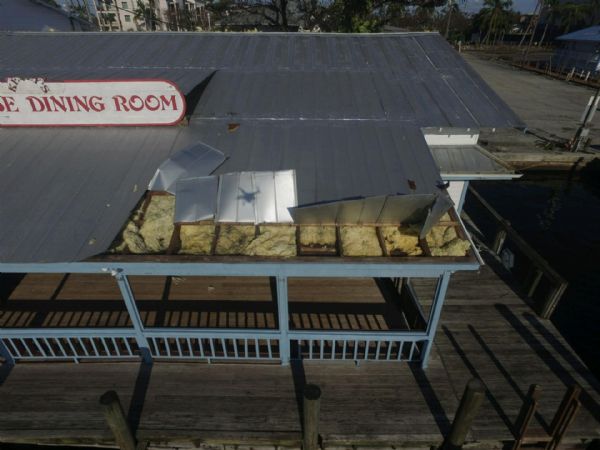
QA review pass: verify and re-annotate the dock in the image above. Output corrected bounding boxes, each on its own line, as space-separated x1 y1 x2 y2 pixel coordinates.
462 52 600 171
1 254 598 449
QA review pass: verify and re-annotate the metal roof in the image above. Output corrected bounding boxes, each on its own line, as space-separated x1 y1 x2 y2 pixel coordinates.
0 32 523 263
557 26 600 42
0 127 183 263
183 119 444 203
0 31 523 128
429 145 519 180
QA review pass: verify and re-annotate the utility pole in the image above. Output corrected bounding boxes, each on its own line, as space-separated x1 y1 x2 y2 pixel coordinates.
445 0 454 39
569 86 600 152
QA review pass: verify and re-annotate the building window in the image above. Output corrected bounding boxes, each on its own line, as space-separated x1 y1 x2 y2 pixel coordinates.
125 14 131 22
121 1 127 8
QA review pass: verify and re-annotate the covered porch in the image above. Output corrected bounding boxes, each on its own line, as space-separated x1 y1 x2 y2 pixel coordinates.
0 256 475 368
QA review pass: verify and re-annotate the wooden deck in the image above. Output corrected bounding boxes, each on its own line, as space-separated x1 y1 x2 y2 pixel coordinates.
0 274 410 331
0 256 599 448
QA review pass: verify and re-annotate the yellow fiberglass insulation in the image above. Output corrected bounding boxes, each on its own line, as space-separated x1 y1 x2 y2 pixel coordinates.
381 226 423 256
298 226 337 247
340 226 382 256
426 225 470 257
430 238 471 257
244 226 297 257
215 224 257 255
114 221 149 254
179 224 215 255
426 225 457 248
138 195 175 253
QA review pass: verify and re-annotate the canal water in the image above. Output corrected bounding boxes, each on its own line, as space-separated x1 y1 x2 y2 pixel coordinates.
467 170 600 380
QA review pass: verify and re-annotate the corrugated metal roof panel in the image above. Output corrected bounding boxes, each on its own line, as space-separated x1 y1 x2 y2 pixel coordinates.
0 32 523 128
429 145 517 178
557 26 600 42
0 127 183 263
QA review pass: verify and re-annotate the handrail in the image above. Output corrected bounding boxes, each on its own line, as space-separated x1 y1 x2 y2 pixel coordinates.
467 186 568 319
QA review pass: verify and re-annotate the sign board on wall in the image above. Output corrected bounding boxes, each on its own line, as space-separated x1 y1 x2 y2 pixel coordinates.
0 78 186 127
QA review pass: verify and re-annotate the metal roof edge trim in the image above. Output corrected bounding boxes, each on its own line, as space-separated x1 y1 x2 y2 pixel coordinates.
0 31 442 37
0 258 481 277
441 173 522 181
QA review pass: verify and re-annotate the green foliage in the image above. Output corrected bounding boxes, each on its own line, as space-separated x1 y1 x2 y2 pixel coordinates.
134 0 158 30
471 0 514 44
326 0 381 32
556 2 588 34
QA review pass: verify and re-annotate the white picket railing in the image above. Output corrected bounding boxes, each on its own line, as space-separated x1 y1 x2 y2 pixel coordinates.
289 332 427 362
144 329 281 362
0 329 139 362
0 329 428 364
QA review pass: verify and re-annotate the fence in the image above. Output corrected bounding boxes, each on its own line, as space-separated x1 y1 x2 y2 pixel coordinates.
0 328 139 362
0 328 429 364
145 329 281 361
466 186 568 319
289 332 427 362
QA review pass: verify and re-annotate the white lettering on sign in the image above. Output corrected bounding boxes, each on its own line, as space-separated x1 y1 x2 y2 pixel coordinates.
0 78 186 126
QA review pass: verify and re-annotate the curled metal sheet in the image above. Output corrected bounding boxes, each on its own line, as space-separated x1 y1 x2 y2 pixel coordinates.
148 141 226 194
289 194 436 226
174 176 219 223
216 170 297 224
420 192 454 238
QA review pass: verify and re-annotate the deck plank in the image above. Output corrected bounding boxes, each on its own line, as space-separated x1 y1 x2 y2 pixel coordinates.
0 257 599 448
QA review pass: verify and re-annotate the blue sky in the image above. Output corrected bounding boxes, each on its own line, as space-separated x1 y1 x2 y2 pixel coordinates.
461 0 538 13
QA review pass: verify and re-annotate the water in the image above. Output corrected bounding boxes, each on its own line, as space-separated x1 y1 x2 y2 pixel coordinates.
467 172 600 379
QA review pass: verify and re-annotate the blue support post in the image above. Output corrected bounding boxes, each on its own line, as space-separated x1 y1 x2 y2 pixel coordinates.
276 276 290 365
0 338 15 366
421 271 452 369
113 270 152 363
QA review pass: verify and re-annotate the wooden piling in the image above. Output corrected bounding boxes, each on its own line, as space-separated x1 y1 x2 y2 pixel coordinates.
100 390 136 450
443 378 485 450
303 384 321 450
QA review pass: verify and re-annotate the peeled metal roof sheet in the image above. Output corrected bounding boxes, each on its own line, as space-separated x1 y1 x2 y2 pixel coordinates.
215 171 297 224
148 141 226 194
174 176 219 223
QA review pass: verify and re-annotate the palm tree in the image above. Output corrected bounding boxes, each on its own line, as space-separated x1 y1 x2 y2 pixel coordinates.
444 0 461 38
478 0 513 45
558 2 586 34
538 0 558 46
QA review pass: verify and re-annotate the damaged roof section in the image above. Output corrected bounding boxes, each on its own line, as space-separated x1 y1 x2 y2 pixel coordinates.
0 32 524 263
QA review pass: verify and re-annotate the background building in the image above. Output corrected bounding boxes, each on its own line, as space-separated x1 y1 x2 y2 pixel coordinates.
0 0 95 31
95 0 210 31
553 25 600 74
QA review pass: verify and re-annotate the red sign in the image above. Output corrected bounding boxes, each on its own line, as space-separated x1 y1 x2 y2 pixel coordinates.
0 78 186 127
